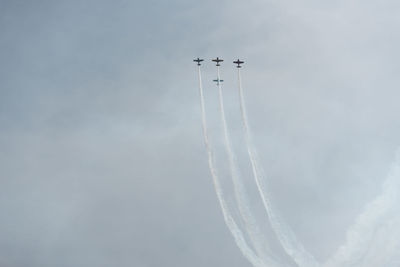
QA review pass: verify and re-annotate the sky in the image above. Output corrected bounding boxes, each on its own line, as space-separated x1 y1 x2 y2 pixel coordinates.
2 0 400 266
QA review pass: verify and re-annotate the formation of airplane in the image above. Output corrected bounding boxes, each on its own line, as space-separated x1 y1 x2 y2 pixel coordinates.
194 58 244 84
193 57 245 68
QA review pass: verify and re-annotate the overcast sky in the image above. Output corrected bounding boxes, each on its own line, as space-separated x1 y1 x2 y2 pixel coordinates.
2 1 400 266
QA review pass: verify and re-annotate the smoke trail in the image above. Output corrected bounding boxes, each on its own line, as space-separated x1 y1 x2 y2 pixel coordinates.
236 68 319 267
196 66 275 267
215 66 278 265
324 150 400 267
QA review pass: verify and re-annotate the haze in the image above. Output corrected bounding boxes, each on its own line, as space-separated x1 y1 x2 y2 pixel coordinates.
1 0 400 266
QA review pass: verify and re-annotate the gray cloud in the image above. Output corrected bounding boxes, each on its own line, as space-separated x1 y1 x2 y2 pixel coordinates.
1 0 400 266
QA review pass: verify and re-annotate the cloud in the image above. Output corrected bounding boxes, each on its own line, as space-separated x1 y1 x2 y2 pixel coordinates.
1 0 400 266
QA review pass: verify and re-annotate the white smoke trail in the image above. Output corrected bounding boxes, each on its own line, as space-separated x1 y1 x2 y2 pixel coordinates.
324 150 400 267
196 66 274 267
236 68 319 267
215 66 279 265
359 215 400 267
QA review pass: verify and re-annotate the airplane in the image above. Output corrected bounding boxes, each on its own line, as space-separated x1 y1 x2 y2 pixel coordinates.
212 57 224 66
193 58 204 66
233 59 244 68
213 78 224 85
